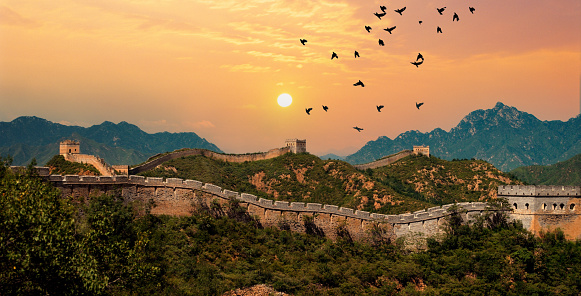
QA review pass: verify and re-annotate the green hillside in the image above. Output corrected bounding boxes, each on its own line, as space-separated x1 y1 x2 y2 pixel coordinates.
510 154 581 186
138 153 521 215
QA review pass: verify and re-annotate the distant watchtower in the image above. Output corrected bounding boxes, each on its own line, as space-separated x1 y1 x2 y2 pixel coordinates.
60 140 80 155
285 139 307 153
413 145 429 157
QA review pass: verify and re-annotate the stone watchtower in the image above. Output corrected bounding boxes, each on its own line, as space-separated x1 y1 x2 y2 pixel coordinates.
413 145 429 157
60 140 80 155
285 139 307 153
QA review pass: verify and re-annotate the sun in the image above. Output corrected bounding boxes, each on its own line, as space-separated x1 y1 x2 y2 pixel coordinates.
277 93 292 107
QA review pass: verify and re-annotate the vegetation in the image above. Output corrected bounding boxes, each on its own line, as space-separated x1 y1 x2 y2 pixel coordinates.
2 161 580 295
46 154 101 176
138 153 434 215
510 154 581 186
139 153 521 214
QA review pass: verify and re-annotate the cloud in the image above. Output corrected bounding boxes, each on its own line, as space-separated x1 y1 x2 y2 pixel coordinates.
0 6 40 27
192 120 215 128
220 63 272 72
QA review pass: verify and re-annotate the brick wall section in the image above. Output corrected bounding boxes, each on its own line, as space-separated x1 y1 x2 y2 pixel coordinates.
14 167 580 242
63 153 116 176
353 150 414 170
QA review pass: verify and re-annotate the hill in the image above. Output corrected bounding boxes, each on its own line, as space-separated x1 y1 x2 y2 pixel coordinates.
0 116 223 165
345 102 581 171
138 152 521 215
510 153 581 185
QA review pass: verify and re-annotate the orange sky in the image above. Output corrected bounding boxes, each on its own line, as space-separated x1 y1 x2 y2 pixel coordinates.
1 0 580 156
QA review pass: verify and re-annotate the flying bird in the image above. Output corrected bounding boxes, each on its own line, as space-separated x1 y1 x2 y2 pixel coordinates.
453 12 459 21
469 7 475 14
394 7 406 15
353 126 364 132
365 25 372 32
374 12 386 19
380 5 386 12
306 108 313 115
411 60 424 67
378 39 385 46
416 52 424 61
300 39 307 45
322 105 328 112
353 80 365 87
416 102 424 109
419 20 423 25
437 26 442 33
354 51 360 58
331 52 338 59
436 7 446 15
377 105 384 112
384 26 396 34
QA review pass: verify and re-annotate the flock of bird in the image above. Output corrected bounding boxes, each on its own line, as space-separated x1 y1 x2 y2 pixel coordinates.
299 4 477 132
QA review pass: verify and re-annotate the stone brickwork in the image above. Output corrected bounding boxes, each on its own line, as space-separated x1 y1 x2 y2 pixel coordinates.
63 153 116 176
499 185 581 240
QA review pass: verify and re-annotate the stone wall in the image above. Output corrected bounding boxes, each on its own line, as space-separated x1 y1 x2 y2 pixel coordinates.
353 150 413 170
130 147 292 175
64 153 116 176
499 185 581 240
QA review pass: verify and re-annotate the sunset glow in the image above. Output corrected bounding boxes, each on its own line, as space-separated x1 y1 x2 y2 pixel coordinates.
0 0 579 156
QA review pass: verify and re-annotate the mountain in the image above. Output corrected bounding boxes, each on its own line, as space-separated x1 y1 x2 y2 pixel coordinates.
510 153 581 186
138 152 521 215
318 153 345 160
0 116 223 165
345 102 581 171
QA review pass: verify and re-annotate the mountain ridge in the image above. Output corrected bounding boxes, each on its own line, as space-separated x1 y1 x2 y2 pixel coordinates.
345 102 581 171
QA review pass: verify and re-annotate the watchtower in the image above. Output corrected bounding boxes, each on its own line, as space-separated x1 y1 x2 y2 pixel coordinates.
413 145 429 157
285 139 307 153
60 140 80 155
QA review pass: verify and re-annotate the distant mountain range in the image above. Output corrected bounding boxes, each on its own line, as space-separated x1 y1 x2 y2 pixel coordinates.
345 102 581 171
0 116 222 165
510 153 581 186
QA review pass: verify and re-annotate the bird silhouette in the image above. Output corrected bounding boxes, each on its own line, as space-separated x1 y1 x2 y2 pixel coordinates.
374 12 386 19
306 108 313 115
353 80 365 87
416 52 424 61
469 7 475 14
394 7 406 15
437 26 442 33
416 102 424 109
411 60 424 67
380 5 386 12
322 105 328 112
453 12 459 21
353 126 364 132
419 20 423 25
354 51 360 58
300 39 307 45
384 26 396 34
331 52 338 60
365 25 372 32
377 105 384 112
436 7 446 15
378 39 385 46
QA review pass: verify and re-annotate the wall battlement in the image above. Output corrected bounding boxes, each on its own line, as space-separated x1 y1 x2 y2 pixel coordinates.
11 167 581 241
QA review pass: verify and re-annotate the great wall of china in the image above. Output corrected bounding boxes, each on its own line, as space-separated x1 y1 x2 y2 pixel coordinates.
19 166 581 242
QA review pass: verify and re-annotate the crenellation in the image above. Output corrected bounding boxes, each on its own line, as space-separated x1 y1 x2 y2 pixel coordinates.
291 202 306 210
202 183 223 195
166 178 184 186
307 203 323 211
49 175 64 182
339 207 354 215
240 193 258 202
355 210 370 219
64 175 80 182
223 189 239 198
259 198 274 207
129 175 146 184
145 177 163 185
274 201 291 209
323 205 339 213
115 175 128 183
184 179 203 189
99 176 115 183
80 176 97 183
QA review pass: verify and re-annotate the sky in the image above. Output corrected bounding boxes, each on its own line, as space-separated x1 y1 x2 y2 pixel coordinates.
1 0 580 156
